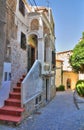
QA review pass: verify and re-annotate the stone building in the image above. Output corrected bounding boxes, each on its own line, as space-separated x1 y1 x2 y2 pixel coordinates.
56 50 78 90
0 0 6 88
0 0 56 123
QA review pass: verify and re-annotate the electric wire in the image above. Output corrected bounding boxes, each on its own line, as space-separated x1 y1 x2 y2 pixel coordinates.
1 0 51 34
32 0 38 10
28 0 33 6
6 1 43 31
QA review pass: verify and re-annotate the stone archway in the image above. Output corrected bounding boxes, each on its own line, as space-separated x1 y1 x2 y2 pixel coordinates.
27 34 38 71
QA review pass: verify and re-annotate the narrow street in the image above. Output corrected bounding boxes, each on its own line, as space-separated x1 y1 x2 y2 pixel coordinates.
0 91 84 130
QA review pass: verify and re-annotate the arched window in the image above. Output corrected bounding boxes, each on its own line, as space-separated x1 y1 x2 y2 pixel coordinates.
31 19 39 30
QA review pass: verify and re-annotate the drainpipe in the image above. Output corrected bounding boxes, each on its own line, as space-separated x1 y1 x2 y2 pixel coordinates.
61 62 63 85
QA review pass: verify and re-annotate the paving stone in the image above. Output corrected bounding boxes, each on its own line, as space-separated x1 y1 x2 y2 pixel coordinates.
0 91 84 130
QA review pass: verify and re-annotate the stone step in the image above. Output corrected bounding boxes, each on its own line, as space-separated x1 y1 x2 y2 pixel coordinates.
0 106 24 116
13 87 21 93
5 99 21 107
0 74 26 123
0 114 22 123
17 82 21 87
9 92 21 100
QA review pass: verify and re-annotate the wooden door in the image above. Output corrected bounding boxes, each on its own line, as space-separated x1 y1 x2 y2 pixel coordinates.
27 45 35 72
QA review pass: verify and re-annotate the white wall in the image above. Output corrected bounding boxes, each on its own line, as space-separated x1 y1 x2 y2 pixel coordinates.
3 62 11 82
0 62 11 108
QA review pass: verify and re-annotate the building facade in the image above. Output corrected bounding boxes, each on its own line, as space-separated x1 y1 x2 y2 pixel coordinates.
0 0 56 123
0 0 6 88
56 50 78 90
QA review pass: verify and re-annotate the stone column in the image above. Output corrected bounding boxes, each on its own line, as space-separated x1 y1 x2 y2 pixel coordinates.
38 37 44 73
0 0 6 87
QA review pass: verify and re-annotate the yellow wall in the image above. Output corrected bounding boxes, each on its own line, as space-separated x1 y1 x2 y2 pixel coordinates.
63 71 78 90
55 60 79 90
55 61 62 87
56 51 79 90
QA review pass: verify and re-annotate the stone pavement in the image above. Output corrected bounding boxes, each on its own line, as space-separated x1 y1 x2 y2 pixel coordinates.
0 91 84 130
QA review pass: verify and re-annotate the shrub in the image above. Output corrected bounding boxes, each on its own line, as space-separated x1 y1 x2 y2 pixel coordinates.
56 85 65 91
76 80 84 97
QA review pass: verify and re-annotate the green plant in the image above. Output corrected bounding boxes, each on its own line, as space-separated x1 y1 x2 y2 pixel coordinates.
69 32 84 73
57 85 65 91
76 80 84 97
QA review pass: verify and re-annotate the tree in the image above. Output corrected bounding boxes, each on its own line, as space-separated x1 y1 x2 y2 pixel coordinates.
69 32 84 73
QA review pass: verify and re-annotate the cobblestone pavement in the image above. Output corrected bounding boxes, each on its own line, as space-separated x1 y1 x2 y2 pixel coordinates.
0 91 84 130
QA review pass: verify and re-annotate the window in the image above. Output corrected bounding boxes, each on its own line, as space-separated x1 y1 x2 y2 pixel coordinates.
21 32 26 50
31 19 39 30
39 95 41 102
35 95 42 105
35 97 38 105
4 72 7 81
9 73 11 80
4 72 11 81
52 51 55 68
19 0 25 16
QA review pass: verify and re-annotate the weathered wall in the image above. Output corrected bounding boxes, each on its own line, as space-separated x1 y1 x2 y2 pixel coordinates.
55 61 63 87
23 91 43 118
11 39 27 87
5 0 17 62
50 77 56 99
56 51 78 90
57 51 72 71
0 0 6 87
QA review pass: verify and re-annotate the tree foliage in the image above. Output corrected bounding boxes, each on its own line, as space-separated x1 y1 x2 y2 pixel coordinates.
69 32 84 73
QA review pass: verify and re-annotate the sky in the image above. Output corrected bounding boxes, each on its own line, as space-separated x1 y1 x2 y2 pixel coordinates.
27 0 84 52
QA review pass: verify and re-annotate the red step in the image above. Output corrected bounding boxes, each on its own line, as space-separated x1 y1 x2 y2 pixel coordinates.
20 78 24 82
22 75 26 79
13 87 21 93
9 92 21 100
0 115 22 123
0 74 26 123
5 99 21 107
0 106 24 116
17 82 21 87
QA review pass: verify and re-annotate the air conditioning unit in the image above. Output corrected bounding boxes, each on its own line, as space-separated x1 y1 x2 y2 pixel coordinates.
42 62 50 75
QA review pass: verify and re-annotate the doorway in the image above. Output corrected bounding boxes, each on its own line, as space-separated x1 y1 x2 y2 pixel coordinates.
46 79 49 101
27 45 35 72
67 78 71 89
27 34 38 72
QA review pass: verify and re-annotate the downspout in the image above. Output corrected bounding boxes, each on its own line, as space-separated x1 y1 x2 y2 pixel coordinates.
61 62 63 85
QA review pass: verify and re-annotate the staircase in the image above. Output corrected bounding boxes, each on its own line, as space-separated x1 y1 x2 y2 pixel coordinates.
0 75 25 124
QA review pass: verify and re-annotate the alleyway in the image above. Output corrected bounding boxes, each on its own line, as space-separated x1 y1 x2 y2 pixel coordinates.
0 91 84 130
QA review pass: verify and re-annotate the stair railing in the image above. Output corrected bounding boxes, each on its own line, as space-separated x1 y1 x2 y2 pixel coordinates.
21 60 43 107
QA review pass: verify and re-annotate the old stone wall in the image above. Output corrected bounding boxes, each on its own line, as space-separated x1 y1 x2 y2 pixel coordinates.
23 91 44 118
11 39 27 87
57 51 72 71
0 0 6 87
5 0 17 62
